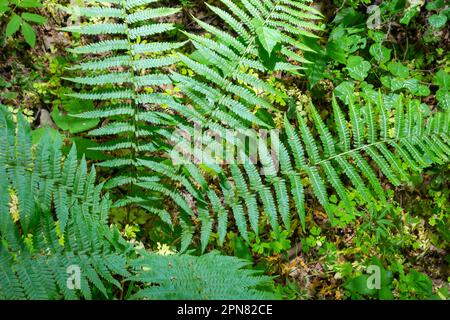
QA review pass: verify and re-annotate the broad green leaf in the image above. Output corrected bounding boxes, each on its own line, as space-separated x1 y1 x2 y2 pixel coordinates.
428 14 447 29
345 275 375 295
400 6 419 25
6 15 21 37
426 0 445 10
436 89 449 109
63 137 109 160
414 84 431 96
51 101 100 134
326 40 346 64
0 3 9 15
334 81 355 104
304 37 328 87
367 30 385 43
382 76 431 96
346 56 371 81
21 12 47 25
257 41 281 71
234 237 253 262
21 21 36 47
31 126 63 144
433 69 450 89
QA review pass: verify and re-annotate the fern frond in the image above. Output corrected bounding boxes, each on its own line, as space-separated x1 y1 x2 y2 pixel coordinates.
170 0 323 130
159 95 450 247
64 0 184 218
130 252 274 300
0 107 130 299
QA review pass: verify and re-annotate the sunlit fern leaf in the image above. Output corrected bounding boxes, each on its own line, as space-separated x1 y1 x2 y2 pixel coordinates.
169 0 323 129
129 252 274 300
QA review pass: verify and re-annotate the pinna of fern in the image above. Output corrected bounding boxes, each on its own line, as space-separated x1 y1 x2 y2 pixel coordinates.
61 0 187 221
152 92 450 252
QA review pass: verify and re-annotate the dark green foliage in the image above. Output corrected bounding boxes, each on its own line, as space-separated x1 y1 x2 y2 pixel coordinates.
62 0 185 218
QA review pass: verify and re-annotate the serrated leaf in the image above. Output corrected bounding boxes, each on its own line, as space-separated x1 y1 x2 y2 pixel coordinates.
255 25 282 55
21 12 47 25
6 15 21 37
21 22 36 47
346 56 371 81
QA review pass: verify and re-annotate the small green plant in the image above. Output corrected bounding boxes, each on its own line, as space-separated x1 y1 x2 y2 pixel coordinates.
1 0 47 47
1 0 449 301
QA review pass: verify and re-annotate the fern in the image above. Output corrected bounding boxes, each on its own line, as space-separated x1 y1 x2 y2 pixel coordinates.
161 93 450 249
137 0 324 250
0 106 130 300
61 1 450 255
169 0 323 129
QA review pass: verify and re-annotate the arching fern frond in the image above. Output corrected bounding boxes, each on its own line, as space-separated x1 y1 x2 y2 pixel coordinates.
168 0 323 129
0 107 130 300
129 252 274 300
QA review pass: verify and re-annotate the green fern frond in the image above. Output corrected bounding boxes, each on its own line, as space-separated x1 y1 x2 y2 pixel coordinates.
63 0 184 219
156 94 450 248
129 252 274 300
170 0 323 129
